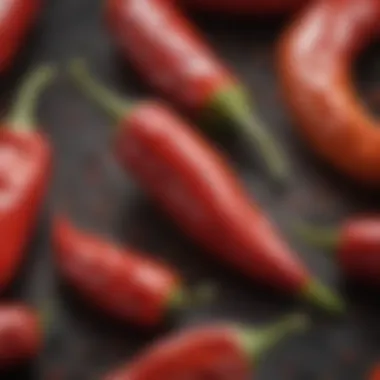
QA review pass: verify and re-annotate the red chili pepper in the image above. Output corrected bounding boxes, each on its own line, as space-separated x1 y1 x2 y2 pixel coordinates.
104 313 309 380
68 60 344 314
278 0 380 185
0 0 41 73
53 216 213 327
105 0 290 185
0 304 41 368
297 218 380 286
183 0 308 14
0 65 53 292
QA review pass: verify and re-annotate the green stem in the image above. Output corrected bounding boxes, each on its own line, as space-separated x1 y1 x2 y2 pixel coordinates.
207 85 291 186
7 65 56 131
239 313 309 365
301 278 345 314
68 58 131 121
294 223 340 249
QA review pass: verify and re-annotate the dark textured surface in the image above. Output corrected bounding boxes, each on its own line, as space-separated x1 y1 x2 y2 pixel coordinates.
1 0 380 379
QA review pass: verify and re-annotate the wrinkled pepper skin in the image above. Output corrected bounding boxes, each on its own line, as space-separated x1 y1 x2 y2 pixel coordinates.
278 0 380 185
0 0 41 73
0 304 41 368
105 326 249 380
339 218 380 285
184 0 307 14
53 217 182 327
0 129 50 290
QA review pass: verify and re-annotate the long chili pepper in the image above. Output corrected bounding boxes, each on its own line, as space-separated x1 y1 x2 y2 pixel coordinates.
184 0 308 14
69 59 344 314
278 0 380 185
104 313 309 380
0 0 41 73
0 304 41 369
369 364 380 380
53 216 214 327
105 0 290 185
0 65 53 292
297 218 380 286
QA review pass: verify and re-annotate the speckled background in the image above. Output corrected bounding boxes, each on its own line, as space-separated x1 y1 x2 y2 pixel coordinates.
1 0 380 379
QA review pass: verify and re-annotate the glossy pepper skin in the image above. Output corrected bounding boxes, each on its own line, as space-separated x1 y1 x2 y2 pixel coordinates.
53 217 190 327
104 314 308 380
0 66 53 292
278 0 380 185
0 0 41 73
69 60 344 314
184 0 307 14
0 304 41 368
105 0 290 185
298 218 380 286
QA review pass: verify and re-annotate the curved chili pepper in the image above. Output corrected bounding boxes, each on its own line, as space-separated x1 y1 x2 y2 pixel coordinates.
278 0 380 185
0 65 53 292
53 216 214 327
68 59 344 314
184 0 307 14
0 0 41 73
105 0 290 185
297 218 380 286
104 313 309 380
0 304 41 368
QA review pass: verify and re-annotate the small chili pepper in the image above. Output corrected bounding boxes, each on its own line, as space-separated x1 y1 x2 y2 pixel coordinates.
0 65 53 292
104 313 309 380
53 216 214 327
296 218 380 286
105 0 290 185
68 59 344 314
183 0 308 14
278 0 380 185
0 304 41 368
0 0 41 73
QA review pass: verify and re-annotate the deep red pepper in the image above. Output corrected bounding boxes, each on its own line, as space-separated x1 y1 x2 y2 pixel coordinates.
278 0 380 185
183 0 308 14
53 216 212 327
0 304 41 368
105 0 290 185
104 313 308 380
369 364 380 380
68 60 344 314
0 0 41 73
297 218 380 286
0 65 53 292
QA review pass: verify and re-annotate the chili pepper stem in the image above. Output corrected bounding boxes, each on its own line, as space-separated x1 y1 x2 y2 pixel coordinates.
207 86 291 185
301 278 345 314
294 223 340 249
68 59 130 121
7 65 56 131
238 313 309 365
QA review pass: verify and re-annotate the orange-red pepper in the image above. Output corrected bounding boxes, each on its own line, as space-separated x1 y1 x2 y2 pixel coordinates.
0 0 41 73
0 65 53 291
104 314 308 380
278 0 380 185
68 60 344 314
